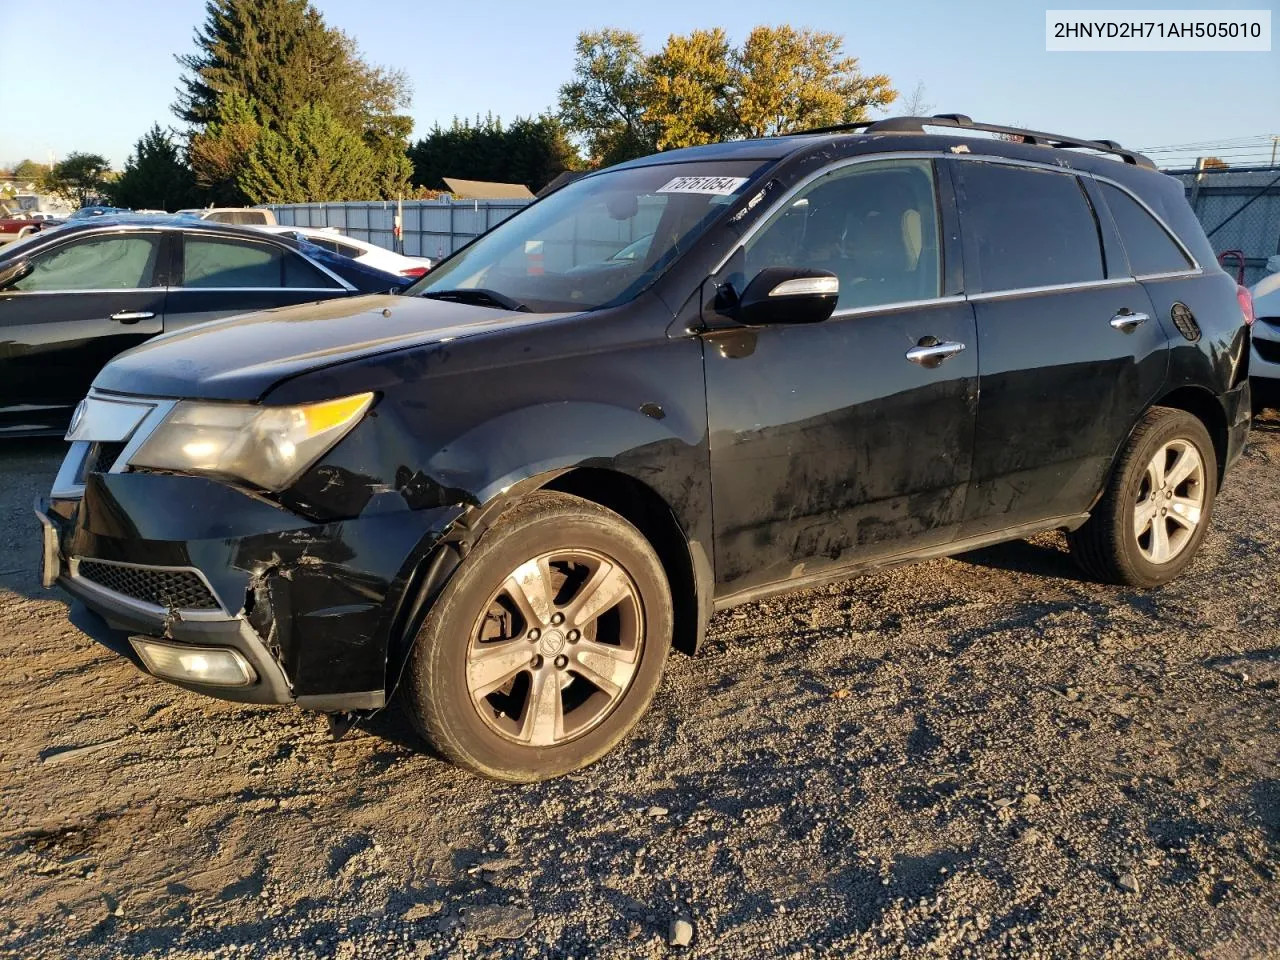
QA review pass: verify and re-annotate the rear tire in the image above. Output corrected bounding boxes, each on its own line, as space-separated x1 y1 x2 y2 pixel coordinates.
1068 407 1217 587
403 491 673 782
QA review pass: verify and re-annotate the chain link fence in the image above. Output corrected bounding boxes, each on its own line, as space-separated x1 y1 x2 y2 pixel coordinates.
1173 166 1280 286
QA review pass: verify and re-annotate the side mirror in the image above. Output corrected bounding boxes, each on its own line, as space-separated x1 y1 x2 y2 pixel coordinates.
735 267 839 326
0 259 32 290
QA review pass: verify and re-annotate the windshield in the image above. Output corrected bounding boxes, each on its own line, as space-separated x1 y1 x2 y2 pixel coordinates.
406 160 770 312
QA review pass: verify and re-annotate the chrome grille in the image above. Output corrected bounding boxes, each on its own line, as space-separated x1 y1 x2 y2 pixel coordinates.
76 559 221 611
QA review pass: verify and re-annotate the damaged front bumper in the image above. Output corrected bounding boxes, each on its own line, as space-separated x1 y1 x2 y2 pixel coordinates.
38 459 462 711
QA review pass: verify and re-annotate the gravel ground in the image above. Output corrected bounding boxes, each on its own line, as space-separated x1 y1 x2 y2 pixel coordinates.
1 417 1278 959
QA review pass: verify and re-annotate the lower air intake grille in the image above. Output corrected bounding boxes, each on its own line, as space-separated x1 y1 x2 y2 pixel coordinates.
76 559 221 611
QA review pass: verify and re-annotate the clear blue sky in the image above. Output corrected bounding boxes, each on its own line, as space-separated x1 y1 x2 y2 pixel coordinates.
1 0 1277 171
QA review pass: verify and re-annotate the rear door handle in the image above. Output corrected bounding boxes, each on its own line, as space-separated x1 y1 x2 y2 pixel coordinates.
906 340 966 368
1109 311 1149 333
110 311 155 324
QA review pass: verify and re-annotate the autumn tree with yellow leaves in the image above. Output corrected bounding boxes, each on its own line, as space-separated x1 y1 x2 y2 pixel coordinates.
559 25 897 163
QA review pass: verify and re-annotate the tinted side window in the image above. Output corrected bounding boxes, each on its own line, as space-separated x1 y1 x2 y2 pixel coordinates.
953 162 1103 291
1100 182 1193 276
184 237 281 287
745 159 941 309
183 237 338 288
283 251 335 287
13 234 161 291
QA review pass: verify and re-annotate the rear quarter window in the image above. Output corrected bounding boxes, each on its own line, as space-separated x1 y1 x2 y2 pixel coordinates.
1099 182 1194 276
953 161 1104 292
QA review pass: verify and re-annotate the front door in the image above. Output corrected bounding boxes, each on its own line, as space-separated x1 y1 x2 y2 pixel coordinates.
0 230 166 433
702 158 979 598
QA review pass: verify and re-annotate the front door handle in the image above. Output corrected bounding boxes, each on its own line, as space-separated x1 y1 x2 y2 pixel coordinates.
110 310 155 324
1109 310 1149 333
906 339 966 368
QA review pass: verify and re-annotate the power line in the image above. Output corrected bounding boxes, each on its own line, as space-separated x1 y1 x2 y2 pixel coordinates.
1137 135 1272 151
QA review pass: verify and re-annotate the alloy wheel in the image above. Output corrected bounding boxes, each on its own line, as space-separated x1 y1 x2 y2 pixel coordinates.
1133 438 1205 564
465 548 644 746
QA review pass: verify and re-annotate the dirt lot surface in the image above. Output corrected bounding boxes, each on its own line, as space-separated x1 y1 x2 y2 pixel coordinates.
1 417 1278 960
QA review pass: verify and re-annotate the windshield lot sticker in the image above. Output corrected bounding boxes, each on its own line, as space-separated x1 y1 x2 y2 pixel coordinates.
657 176 749 196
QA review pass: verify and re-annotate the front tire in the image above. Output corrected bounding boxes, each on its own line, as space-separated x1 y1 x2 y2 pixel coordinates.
1068 407 1217 587
403 491 673 782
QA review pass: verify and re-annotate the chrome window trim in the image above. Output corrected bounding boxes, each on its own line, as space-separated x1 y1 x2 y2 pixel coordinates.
709 149 1206 303
172 286 351 293
967 277 1136 303
829 294 966 320
0 288 165 295
1133 269 1204 282
68 555 231 620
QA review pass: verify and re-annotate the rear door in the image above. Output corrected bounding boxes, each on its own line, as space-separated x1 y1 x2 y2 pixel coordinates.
703 158 979 597
163 232 351 332
0 229 165 433
950 159 1168 535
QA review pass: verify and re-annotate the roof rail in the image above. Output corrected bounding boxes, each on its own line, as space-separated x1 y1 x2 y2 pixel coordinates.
786 114 1156 169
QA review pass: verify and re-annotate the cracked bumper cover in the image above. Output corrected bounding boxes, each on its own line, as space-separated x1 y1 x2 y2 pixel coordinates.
41 471 463 710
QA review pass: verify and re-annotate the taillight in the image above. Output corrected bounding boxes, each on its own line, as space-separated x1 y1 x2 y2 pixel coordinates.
1237 284 1255 326
399 266 429 278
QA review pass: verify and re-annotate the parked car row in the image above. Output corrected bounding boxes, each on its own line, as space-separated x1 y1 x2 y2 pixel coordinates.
0 217 416 435
31 115 1253 784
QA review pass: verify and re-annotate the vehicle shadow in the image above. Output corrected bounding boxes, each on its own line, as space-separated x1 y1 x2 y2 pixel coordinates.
950 535 1078 580
0 437 66 602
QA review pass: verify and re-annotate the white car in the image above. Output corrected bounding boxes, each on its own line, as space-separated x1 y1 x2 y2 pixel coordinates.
1249 256 1280 413
257 225 433 279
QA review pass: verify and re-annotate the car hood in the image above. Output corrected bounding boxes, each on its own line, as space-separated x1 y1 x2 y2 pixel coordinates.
93 294 578 401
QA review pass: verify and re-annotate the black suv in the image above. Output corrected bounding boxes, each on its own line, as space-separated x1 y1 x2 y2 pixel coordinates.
37 116 1252 781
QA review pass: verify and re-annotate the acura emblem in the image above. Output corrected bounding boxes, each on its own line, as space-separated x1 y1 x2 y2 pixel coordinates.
66 400 87 439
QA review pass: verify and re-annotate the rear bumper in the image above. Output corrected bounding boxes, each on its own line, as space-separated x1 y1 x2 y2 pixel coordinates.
1224 379 1251 474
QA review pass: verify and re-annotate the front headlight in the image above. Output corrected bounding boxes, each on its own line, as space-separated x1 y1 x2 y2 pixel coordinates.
129 393 374 491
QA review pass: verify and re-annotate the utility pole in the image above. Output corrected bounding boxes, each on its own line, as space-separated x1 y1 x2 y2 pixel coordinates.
1271 135 1279 167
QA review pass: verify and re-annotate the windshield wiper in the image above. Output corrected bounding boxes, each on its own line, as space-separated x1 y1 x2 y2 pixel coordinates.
421 288 531 312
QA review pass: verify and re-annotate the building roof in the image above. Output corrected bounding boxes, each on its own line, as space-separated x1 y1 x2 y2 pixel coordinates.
442 178 535 200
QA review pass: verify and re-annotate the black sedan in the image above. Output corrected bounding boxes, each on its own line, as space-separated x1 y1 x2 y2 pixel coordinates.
0 217 409 436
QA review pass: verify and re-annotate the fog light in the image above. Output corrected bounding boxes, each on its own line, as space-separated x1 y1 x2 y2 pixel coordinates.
129 638 257 687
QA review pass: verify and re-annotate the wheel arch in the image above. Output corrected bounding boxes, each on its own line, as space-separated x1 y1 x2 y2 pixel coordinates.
381 465 713 703
1151 385 1229 484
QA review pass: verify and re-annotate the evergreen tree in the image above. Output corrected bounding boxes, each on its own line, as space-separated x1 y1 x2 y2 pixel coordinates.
175 0 412 202
408 115 580 193
188 93 262 205
109 125 197 211
238 103 376 203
